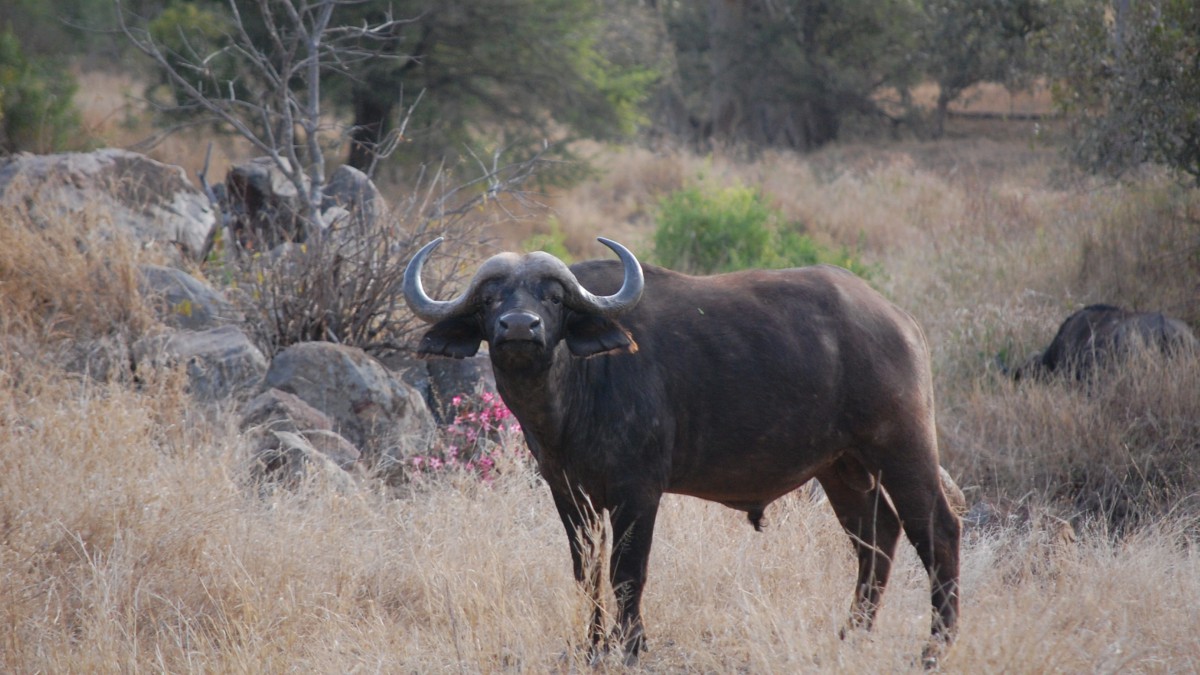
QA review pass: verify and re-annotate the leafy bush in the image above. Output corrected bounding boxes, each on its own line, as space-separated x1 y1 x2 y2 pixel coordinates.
0 27 82 153
652 182 871 276
522 217 574 262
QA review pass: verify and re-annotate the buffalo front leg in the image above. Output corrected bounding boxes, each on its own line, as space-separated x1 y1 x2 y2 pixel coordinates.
551 489 608 656
608 491 662 666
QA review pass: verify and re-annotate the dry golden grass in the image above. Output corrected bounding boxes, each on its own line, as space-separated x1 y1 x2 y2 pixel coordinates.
2 351 1198 672
4 114 1200 670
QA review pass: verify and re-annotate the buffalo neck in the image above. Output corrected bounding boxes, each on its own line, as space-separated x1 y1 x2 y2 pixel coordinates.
490 343 573 450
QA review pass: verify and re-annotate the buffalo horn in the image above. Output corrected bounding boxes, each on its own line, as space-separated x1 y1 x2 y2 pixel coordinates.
562 237 644 317
403 237 645 323
402 238 477 322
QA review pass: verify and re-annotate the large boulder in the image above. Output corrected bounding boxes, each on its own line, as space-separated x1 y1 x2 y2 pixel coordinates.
222 159 393 253
0 149 215 259
138 264 243 331
239 388 362 484
135 325 268 401
321 164 391 234
388 352 498 425
224 157 311 251
262 342 435 473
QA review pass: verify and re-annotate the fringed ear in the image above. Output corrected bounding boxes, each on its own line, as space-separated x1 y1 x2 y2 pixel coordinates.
418 316 484 358
565 314 638 357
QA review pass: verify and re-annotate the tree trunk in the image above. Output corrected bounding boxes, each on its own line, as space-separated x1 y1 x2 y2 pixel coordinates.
347 90 394 172
707 0 747 143
704 0 841 151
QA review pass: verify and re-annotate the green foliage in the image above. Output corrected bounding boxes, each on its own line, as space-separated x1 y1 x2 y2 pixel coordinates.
0 27 82 153
1051 0 1200 184
919 0 1050 136
1 0 118 57
652 182 870 277
659 0 925 150
130 0 654 173
354 0 653 169
522 218 574 264
146 2 238 105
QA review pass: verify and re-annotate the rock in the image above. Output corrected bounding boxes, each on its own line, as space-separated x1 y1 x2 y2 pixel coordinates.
239 388 362 483
321 164 391 234
262 342 435 472
138 264 243 330
258 431 361 492
222 159 393 252
389 352 498 424
224 157 313 251
135 325 267 400
0 149 216 260
426 355 498 422
962 501 1001 530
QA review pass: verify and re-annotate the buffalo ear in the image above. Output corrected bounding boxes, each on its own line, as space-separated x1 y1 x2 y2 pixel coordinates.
565 314 638 357
418 316 483 358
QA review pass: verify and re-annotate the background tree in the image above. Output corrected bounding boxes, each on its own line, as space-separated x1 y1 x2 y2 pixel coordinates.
124 0 653 173
119 0 404 229
919 0 1050 137
117 0 556 356
1052 0 1200 184
334 0 656 172
656 0 924 151
0 27 82 154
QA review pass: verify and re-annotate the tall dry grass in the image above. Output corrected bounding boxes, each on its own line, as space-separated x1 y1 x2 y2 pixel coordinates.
4 130 1200 671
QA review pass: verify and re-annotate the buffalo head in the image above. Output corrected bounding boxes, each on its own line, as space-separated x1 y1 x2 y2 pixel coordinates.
404 237 644 369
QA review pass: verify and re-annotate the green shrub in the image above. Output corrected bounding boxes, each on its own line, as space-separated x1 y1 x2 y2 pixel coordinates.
0 27 82 153
146 2 239 107
522 217 574 263
652 182 871 277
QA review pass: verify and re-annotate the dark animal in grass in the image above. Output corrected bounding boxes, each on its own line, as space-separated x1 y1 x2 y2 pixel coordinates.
403 238 961 667
1009 304 1198 381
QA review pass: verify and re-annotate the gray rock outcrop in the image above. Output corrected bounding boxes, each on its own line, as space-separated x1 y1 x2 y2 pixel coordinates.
0 149 216 259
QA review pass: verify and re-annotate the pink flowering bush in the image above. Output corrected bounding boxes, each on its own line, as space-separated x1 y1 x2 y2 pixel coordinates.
409 391 527 483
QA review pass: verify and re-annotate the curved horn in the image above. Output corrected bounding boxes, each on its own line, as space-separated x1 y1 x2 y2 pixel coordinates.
403 238 475 323
563 237 645 317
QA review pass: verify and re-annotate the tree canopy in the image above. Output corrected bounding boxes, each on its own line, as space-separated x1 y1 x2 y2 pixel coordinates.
3 0 1199 185
1051 0 1200 184
127 0 654 172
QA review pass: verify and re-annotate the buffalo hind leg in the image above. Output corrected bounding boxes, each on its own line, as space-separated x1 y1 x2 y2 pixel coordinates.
551 489 608 657
608 491 662 666
816 464 903 635
875 455 962 666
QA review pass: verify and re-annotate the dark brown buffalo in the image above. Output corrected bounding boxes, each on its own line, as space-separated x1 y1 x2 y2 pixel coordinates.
1011 304 1198 381
403 238 961 666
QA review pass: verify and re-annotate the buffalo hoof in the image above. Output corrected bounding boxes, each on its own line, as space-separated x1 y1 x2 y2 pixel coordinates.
920 637 949 670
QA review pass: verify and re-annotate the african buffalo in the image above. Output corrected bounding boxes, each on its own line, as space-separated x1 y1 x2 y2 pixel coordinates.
403 238 961 666
1011 304 1198 381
